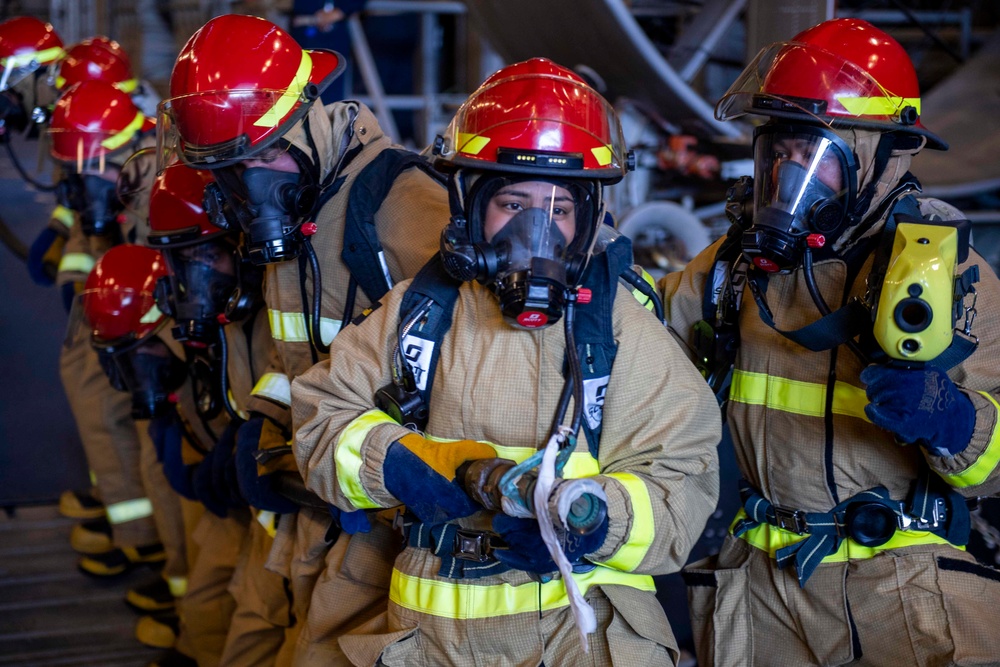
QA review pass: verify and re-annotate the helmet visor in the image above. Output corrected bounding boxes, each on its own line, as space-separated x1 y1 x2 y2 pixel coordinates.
157 89 302 171
0 55 42 92
715 41 916 126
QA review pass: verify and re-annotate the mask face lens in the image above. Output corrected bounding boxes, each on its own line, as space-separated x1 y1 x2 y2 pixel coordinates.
753 128 850 235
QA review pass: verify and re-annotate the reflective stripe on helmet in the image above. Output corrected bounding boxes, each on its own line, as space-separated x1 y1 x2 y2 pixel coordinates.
730 369 870 420
600 472 655 572
390 566 655 619
138 302 164 326
1 45 65 67
939 391 1000 489
100 111 147 152
456 132 490 155
590 145 612 166
253 50 312 129
837 95 921 118
106 497 154 524
250 372 292 407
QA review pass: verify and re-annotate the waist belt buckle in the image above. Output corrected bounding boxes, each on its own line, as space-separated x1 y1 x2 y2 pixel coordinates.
900 497 947 531
773 505 808 534
453 528 493 562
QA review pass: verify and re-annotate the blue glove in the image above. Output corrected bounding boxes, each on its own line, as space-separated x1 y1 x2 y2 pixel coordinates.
149 410 197 501
214 420 248 509
492 505 609 575
861 363 976 457
382 434 495 525
192 450 229 517
27 228 61 286
328 504 371 535
235 416 300 514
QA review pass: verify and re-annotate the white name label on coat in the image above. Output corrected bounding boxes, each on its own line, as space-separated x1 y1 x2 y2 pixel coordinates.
583 376 610 431
401 334 435 391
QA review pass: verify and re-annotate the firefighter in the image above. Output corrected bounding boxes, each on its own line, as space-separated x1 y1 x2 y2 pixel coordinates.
662 18 1000 665
45 79 190 581
157 14 450 664
0 15 62 136
291 58 721 666
143 163 299 666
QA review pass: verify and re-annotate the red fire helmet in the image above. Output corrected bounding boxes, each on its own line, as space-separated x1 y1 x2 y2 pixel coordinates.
82 244 169 346
715 18 945 150
0 16 64 91
435 57 630 183
158 14 344 170
48 79 154 168
55 36 137 93
146 163 225 247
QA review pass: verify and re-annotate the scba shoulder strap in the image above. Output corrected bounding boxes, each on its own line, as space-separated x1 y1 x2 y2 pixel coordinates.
384 234 646 457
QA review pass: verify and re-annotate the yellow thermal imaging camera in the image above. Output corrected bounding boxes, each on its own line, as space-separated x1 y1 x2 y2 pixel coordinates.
871 218 971 363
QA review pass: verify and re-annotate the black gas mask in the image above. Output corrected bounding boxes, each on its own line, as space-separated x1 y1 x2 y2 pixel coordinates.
742 125 856 273
442 175 599 330
97 337 187 420
57 172 125 237
155 237 241 346
209 155 319 266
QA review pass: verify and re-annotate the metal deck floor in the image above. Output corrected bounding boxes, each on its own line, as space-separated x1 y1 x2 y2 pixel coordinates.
0 504 162 667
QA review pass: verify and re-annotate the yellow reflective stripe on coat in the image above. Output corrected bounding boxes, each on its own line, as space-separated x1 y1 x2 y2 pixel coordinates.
58 252 95 275
600 472 655 572
51 204 74 229
167 576 187 598
730 369 870 420
731 508 960 562
390 565 655 619
940 391 1000 488
106 497 154 525
250 372 292 407
336 409 400 509
268 308 341 345
256 510 279 538
630 268 657 312
254 51 312 128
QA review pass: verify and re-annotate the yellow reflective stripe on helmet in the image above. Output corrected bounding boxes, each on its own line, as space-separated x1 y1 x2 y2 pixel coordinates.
591 145 613 166
51 204 74 229
106 497 154 525
730 369 870 420
837 96 921 118
139 303 163 325
256 510 278 538
2 46 65 68
268 308 342 344
939 391 1000 489
599 472 654 571
166 576 187 598
390 565 655 619
254 50 312 128
58 252 95 275
335 409 400 509
731 507 958 561
115 78 138 94
250 372 292 407
456 132 490 155
100 111 146 152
